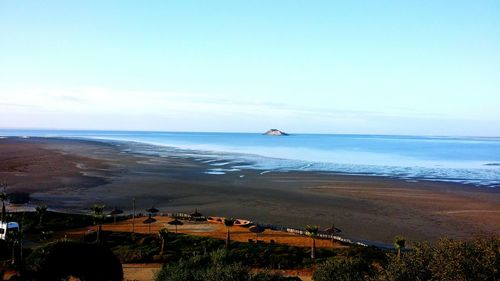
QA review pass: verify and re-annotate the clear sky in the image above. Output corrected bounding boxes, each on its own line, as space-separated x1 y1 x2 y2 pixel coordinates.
1 1 499 136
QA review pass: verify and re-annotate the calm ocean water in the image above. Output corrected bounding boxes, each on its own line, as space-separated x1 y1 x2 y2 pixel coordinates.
2 129 500 187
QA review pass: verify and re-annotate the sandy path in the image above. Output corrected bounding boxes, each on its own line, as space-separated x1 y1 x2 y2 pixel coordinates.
64 216 344 249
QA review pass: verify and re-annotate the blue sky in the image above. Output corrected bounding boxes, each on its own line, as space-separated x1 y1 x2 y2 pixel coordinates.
1 1 499 136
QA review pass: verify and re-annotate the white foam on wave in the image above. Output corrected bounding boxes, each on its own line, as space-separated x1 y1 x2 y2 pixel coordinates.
234 156 500 187
204 168 241 175
202 159 218 163
210 162 233 166
205 171 226 175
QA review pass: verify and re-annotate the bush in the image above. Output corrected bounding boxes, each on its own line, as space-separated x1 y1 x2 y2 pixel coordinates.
377 237 499 281
314 236 499 281
156 249 297 281
313 258 369 281
253 271 302 281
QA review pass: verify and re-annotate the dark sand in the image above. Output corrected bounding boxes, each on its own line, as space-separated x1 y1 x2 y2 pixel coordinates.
1 137 499 244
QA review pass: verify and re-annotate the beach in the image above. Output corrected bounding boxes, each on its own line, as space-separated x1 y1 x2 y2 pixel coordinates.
1 137 499 244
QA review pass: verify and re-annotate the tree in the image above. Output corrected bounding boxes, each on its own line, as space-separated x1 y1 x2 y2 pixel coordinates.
375 236 500 281
90 204 105 242
305 225 319 259
393 235 406 260
25 240 123 281
158 228 169 255
224 218 235 249
0 189 8 222
375 242 432 281
35 204 48 228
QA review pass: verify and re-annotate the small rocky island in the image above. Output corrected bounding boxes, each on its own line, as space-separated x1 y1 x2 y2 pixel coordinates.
263 129 289 136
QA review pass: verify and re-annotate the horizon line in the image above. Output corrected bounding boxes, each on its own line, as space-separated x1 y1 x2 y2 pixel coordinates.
0 126 499 139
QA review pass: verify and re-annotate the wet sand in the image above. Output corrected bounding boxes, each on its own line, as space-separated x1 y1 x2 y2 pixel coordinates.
1 137 499 243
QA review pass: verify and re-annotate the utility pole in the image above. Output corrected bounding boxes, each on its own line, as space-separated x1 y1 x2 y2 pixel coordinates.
132 198 136 233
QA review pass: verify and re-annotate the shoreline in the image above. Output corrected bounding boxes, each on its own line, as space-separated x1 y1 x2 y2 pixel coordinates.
85 137 500 188
1 136 499 244
2 131 499 188
75 136 500 189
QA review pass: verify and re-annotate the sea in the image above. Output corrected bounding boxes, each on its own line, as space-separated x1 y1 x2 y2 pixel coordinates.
1 129 500 187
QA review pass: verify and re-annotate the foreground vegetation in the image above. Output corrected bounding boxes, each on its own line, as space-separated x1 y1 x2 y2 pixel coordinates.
156 236 499 281
156 248 301 281
0 211 498 281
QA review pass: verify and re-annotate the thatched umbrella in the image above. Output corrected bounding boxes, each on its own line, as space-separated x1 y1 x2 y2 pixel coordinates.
168 218 184 233
109 208 123 224
224 218 235 248
324 224 340 247
249 225 265 240
146 207 159 215
143 214 157 233
323 225 342 234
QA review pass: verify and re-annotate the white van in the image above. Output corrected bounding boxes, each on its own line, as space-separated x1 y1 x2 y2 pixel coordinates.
0 222 19 240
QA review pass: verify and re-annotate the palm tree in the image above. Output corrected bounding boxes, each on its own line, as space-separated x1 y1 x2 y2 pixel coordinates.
91 204 105 242
305 225 319 259
394 235 406 259
0 182 8 223
158 228 169 255
36 204 48 228
0 191 7 222
224 218 235 249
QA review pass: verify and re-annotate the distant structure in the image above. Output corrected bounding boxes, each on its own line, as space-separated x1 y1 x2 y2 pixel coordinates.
263 129 289 136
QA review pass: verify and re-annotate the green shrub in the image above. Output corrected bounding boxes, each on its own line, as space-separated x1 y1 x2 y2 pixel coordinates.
313 258 369 281
314 236 499 281
377 237 499 281
155 249 298 281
